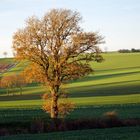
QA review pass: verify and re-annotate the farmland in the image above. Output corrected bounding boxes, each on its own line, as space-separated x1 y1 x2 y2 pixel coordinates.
0 53 140 139
0 53 140 104
1 126 140 140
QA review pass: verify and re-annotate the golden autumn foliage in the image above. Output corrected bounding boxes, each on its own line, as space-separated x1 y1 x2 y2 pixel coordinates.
22 63 46 83
103 111 118 119
0 75 14 95
0 74 26 95
13 9 104 118
42 93 75 118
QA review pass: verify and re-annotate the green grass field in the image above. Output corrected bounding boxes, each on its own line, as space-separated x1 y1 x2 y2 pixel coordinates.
0 104 139 124
0 53 140 103
0 53 140 139
0 126 140 140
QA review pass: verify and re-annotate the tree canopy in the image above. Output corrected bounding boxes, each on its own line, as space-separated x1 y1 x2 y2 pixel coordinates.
13 9 104 118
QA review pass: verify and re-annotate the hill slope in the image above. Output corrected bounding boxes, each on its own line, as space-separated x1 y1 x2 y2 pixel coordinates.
0 53 140 107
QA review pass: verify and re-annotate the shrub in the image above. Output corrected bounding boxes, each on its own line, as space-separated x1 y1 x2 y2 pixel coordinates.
103 111 118 119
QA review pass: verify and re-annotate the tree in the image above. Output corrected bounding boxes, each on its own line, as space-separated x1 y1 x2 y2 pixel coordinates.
0 74 26 95
42 93 75 118
12 74 27 95
3 52 8 58
0 75 14 95
13 9 104 119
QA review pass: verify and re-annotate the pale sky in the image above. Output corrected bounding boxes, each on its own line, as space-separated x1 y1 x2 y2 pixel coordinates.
0 0 140 57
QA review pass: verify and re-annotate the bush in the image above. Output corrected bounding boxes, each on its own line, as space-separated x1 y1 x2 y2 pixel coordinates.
103 111 118 119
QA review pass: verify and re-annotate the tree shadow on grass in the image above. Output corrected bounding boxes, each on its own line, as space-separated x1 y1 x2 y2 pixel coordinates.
70 70 140 84
68 79 140 98
0 79 140 101
96 66 140 73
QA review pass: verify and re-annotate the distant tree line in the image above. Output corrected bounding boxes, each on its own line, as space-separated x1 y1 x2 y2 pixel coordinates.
118 48 140 53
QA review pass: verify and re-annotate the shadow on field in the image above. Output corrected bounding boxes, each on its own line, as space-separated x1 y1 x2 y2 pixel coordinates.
68 79 140 97
0 79 140 101
0 93 43 101
70 70 140 84
0 112 140 136
95 66 140 73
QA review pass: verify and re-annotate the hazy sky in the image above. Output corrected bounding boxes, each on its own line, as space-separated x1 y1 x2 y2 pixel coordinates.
0 0 140 57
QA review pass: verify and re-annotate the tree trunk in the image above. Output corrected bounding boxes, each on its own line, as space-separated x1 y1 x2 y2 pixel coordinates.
51 92 58 119
7 89 9 96
19 87 22 95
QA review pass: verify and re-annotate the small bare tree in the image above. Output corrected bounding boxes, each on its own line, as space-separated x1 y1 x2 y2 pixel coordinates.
13 9 104 119
3 52 8 58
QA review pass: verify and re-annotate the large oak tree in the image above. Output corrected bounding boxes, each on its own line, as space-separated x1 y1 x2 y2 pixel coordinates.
13 9 104 119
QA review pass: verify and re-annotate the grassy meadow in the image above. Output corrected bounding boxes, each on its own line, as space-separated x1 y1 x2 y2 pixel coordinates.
1 126 140 140
0 52 140 139
0 53 140 105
